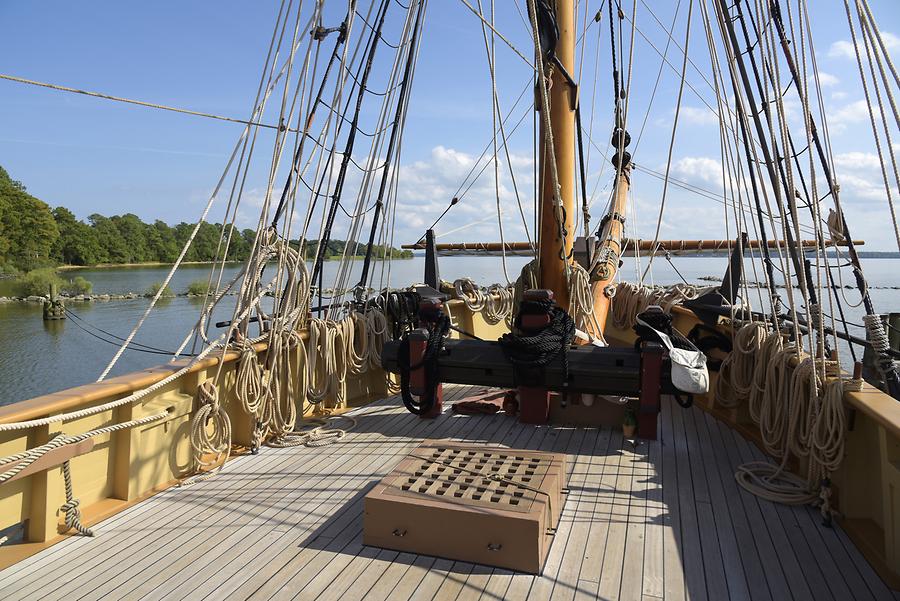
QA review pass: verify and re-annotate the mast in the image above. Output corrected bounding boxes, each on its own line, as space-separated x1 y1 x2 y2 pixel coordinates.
536 0 576 310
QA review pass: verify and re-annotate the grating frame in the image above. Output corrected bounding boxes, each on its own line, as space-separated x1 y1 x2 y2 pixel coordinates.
389 446 555 513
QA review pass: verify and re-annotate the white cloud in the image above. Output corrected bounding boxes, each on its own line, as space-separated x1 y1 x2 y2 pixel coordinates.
671 156 725 188
835 172 891 201
680 106 718 126
814 72 840 88
829 99 872 131
828 40 856 60
829 31 900 59
833 151 881 171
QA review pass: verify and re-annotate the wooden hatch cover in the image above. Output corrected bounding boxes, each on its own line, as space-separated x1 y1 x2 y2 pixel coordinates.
363 441 567 574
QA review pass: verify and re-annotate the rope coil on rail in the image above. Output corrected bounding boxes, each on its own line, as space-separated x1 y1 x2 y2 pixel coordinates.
724 325 849 519
611 282 701 329
454 278 487 312
715 322 767 408
184 380 232 484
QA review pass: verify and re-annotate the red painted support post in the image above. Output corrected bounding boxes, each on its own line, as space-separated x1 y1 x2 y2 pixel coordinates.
407 329 442 418
638 342 663 440
411 299 445 419
516 291 554 424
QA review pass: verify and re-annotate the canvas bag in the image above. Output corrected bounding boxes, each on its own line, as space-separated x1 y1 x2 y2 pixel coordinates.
635 316 710 395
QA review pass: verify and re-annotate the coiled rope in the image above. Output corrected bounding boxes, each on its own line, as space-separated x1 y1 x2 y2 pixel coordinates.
454 278 487 312
268 414 357 448
499 299 576 389
611 282 701 329
715 322 767 408
482 283 514 326
568 263 603 340
730 326 848 517
184 380 232 484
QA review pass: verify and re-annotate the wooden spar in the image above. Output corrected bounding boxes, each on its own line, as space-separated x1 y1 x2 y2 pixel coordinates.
401 238 864 252
589 167 630 337
537 0 576 310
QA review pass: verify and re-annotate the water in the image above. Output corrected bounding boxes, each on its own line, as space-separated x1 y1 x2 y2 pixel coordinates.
1 255 897 406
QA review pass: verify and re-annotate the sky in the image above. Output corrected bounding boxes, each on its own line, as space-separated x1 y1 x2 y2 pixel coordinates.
1 0 900 252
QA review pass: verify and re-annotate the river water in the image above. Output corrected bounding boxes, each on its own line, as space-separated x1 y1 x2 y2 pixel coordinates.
1 255 897 406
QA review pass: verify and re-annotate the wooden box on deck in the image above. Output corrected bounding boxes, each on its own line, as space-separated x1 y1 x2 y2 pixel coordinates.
363 441 567 574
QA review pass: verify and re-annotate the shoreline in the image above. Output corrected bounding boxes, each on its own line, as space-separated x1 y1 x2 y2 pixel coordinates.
58 256 415 271
57 261 240 271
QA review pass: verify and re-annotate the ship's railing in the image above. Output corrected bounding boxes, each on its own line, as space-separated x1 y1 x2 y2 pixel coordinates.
0 298 507 568
5 294 900 586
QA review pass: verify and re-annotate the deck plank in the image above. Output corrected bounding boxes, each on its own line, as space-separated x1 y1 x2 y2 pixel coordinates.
695 410 776 601
719 423 817 601
287 406 512 601
547 426 607 601
737 428 856 601
0 396 398 595
659 393 687 601
641 428 664 600
234 389 491 601
109 394 454 601
12 399 407 601
571 427 624 600
622 433 656 601
1 389 897 601
305 405 522 601
596 431 633 599
684 406 745 601
518 425 586 601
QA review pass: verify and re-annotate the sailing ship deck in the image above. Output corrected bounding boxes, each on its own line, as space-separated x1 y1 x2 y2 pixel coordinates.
0 384 896 601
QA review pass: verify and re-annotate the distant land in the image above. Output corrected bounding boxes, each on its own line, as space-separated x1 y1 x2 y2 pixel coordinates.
0 164 411 275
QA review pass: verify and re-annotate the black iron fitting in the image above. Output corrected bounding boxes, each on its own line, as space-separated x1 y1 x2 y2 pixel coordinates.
312 22 346 42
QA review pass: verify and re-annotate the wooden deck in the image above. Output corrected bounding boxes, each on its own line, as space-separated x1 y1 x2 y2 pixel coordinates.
0 384 896 601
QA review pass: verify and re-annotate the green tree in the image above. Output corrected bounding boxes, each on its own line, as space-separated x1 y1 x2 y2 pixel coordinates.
145 220 178 262
51 206 103 265
0 166 59 270
110 213 150 263
224 224 251 261
89 214 127 263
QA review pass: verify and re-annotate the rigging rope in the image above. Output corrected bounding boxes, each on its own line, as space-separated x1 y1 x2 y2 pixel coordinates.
0 73 294 131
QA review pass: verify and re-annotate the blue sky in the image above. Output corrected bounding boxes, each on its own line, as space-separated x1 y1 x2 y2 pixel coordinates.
1 0 900 250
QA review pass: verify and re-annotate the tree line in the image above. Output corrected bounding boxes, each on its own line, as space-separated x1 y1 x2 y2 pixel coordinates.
0 165 410 273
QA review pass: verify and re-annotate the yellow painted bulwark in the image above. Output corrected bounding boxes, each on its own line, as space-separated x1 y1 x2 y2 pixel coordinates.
3 297 900 590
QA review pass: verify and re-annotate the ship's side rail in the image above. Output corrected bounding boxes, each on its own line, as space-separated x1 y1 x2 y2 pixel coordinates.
0 298 505 569
3 296 900 589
